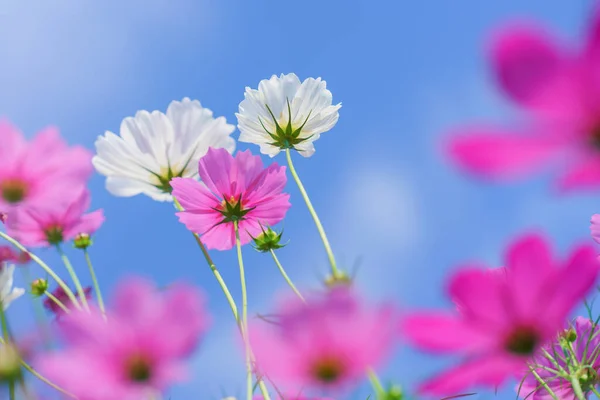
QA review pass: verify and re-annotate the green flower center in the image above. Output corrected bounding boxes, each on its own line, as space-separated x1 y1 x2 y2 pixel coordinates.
258 98 313 150
213 195 254 224
44 225 64 245
151 166 187 194
505 326 539 355
310 355 346 384
125 354 152 383
0 179 28 204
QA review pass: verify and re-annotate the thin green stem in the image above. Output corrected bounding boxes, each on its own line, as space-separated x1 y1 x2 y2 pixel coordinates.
0 303 14 400
530 369 559 400
367 368 385 399
257 379 272 400
235 221 252 400
269 249 304 301
0 232 80 310
56 246 89 311
285 149 339 278
44 291 70 314
20 359 76 398
83 250 105 315
571 376 587 400
590 386 600 398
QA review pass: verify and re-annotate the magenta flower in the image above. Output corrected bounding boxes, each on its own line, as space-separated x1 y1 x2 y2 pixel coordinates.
43 286 92 317
519 317 600 399
403 233 600 396
172 147 290 251
250 288 396 394
6 189 104 247
446 8 600 191
36 278 210 399
0 119 92 210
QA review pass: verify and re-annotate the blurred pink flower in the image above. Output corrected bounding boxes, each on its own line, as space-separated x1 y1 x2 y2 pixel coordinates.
172 147 290 250
0 119 92 210
591 214 600 244
403 233 599 396
446 7 600 191
43 286 92 317
6 189 104 247
36 278 210 400
250 288 396 394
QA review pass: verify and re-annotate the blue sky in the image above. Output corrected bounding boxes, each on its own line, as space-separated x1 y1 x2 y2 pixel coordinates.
1 0 600 399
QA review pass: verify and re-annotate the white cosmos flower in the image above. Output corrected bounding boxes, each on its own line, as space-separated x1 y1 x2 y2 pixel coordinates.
93 98 236 202
0 265 24 310
236 73 341 157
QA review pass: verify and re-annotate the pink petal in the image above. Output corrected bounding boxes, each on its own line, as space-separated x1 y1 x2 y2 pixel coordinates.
200 222 235 250
0 119 26 165
446 128 566 180
402 312 492 353
585 3 600 62
591 214 600 244
171 177 218 211
557 155 600 191
231 149 264 194
490 23 565 111
197 148 235 196
65 209 105 239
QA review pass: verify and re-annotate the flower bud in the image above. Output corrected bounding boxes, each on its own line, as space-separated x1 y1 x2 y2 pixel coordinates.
251 226 286 253
0 343 22 383
385 384 403 400
30 278 49 298
73 233 92 250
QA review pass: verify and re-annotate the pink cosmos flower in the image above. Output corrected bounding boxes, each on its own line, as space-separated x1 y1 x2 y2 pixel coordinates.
518 317 600 399
43 286 92 317
171 147 290 251
36 278 210 400
250 288 396 395
446 7 600 191
403 233 600 396
0 119 92 209
6 189 104 247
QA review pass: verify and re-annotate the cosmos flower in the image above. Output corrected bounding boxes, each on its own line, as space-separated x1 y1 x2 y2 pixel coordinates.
93 98 236 202
172 148 290 251
237 73 341 157
36 278 210 400
0 264 24 310
43 286 92 317
6 189 104 247
403 233 600 396
518 317 600 399
446 6 600 191
0 119 92 211
250 287 395 395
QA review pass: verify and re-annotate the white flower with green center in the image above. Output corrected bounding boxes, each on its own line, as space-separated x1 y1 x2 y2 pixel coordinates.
236 73 341 157
0 265 24 310
93 98 236 202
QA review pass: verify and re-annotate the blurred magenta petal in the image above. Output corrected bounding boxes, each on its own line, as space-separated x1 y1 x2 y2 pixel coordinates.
591 214 600 244
172 148 290 250
404 233 600 396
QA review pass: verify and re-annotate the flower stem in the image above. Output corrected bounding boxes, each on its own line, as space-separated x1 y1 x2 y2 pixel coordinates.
0 232 81 310
0 303 15 400
235 221 253 400
20 358 76 398
285 149 339 278
590 386 600 398
44 291 70 314
571 376 587 400
367 368 386 399
83 249 105 315
269 249 304 302
56 246 89 311
530 369 559 400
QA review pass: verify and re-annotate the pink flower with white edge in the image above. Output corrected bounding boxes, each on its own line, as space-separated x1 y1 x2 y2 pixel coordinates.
446 7 600 191
250 288 396 395
6 189 104 247
403 233 600 396
0 119 92 210
36 278 210 400
172 147 290 251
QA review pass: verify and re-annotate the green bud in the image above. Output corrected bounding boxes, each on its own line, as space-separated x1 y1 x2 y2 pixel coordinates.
74 233 93 250
324 271 353 288
577 366 599 390
30 278 49 298
384 384 403 400
251 226 286 253
564 328 577 343
0 343 22 383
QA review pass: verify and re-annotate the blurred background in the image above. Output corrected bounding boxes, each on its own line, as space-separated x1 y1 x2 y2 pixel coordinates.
1 0 598 398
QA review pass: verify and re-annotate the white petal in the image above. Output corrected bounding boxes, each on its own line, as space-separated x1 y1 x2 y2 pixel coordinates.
0 265 22 309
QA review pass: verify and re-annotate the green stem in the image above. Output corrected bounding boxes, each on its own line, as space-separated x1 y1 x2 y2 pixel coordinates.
571 376 587 400
83 249 105 315
0 303 14 400
530 369 559 400
285 149 339 278
20 359 76 398
56 246 89 311
0 232 80 310
367 368 385 399
235 221 252 400
269 249 304 302
257 380 272 400
44 291 70 314
590 386 600 398
19 267 52 350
